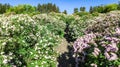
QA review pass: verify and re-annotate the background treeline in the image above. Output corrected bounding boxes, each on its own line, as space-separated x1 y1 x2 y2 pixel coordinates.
0 3 60 14
89 3 120 13
0 2 120 14
37 3 59 13
72 2 120 16
0 3 11 14
73 2 120 13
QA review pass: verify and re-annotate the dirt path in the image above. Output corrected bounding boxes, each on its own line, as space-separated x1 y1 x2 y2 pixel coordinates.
55 38 76 67
54 38 69 54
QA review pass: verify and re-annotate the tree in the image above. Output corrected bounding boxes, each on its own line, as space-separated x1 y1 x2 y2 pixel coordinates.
63 10 67 14
117 1 120 10
89 6 93 13
103 4 118 13
0 3 11 14
94 5 105 13
37 3 41 12
74 8 78 13
80 7 86 12
90 4 118 13
36 3 60 13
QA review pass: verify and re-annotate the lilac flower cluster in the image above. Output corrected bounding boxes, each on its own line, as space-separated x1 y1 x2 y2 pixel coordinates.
92 47 101 57
73 11 120 67
73 33 96 53
101 36 120 61
73 28 120 66
73 33 98 66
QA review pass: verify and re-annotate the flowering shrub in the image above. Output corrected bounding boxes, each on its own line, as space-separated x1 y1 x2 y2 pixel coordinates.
0 14 61 67
33 13 66 37
67 13 98 42
73 11 120 67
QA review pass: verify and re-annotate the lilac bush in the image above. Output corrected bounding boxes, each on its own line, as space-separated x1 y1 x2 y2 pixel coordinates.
0 14 62 67
73 11 120 67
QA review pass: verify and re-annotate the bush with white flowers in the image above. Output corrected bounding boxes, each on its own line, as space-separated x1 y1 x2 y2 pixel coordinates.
32 13 66 37
0 14 61 67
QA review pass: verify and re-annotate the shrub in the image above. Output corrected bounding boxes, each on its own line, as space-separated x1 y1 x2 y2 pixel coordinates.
0 14 61 67
32 13 66 37
73 11 120 67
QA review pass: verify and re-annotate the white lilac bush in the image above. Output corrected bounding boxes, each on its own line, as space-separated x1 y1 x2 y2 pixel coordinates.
32 13 66 37
0 14 61 67
66 13 98 42
73 11 120 67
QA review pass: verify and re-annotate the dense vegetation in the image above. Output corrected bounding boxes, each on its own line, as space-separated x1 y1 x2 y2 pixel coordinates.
0 2 120 67
1 2 120 14
0 3 60 14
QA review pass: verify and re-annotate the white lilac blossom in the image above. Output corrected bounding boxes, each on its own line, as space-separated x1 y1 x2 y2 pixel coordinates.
35 65 39 67
12 65 17 67
3 59 8 64
91 63 97 67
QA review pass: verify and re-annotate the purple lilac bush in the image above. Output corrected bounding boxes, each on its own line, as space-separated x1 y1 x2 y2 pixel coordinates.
73 11 120 67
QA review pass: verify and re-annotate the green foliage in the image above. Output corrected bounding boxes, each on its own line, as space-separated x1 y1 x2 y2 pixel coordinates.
80 7 86 12
6 4 36 14
74 8 78 13
89 6 93 13
37 3 60 13
117 1 120 10
63 10 67 14
0 3 11 14
91 12 99 16
104 4 118 13
32 13 66 37
75 11 89 16
90 4 118 13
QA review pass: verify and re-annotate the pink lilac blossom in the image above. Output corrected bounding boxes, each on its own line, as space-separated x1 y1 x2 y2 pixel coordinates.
104 52 118 61
105 44 118 52
104 52 110 60
115 28 120 35
92 48 101 57
108 52 118 61
104 36 120 42
103 35 119 61
73 33 96 53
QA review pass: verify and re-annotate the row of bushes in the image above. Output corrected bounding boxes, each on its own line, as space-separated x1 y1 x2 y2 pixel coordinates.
1 10 120 67
0 12 91 67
